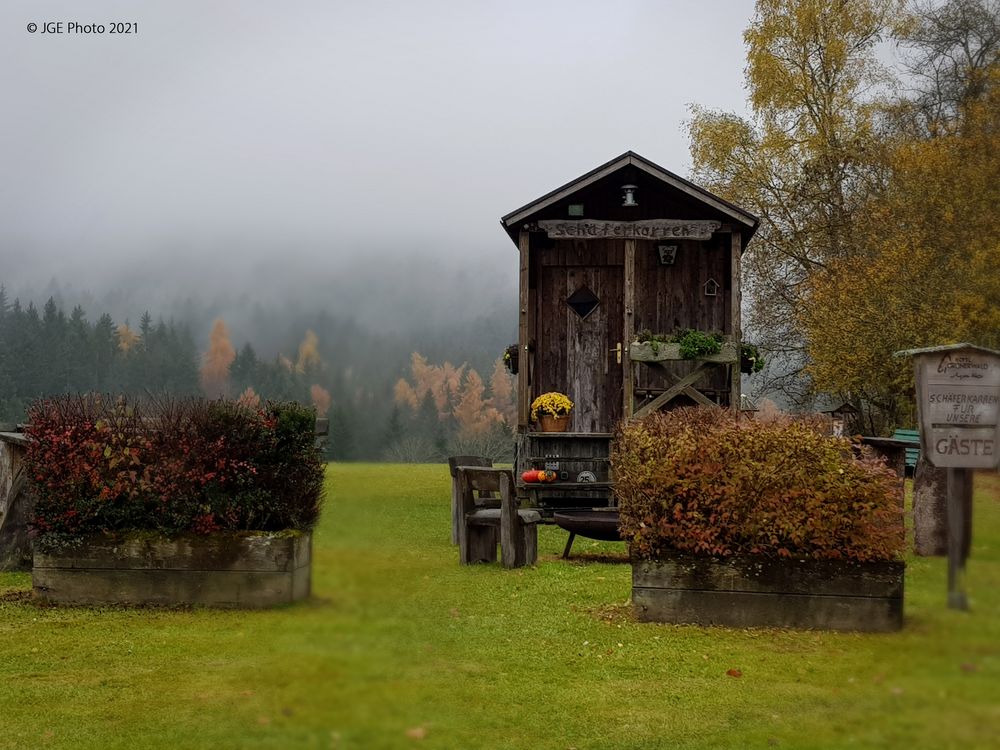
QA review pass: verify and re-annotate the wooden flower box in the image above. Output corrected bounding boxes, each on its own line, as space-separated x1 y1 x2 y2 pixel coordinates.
633 555 904 632
629 341 739 363
33 531 311 608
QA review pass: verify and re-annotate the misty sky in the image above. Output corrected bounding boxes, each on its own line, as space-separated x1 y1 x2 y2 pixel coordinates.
1 0 755 325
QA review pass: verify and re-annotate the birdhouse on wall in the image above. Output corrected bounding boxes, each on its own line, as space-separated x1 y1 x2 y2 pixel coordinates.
500 151 759 435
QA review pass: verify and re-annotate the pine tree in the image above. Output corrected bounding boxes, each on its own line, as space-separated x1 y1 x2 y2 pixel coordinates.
93 313 120 391
65 305 92 392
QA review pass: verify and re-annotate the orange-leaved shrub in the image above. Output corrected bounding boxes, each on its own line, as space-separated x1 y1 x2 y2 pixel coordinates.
614 408 903 562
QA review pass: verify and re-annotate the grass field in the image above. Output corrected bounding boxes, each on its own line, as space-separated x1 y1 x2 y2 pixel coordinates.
1 465 998 750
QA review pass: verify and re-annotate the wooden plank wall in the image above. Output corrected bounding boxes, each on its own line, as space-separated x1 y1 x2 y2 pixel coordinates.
632 235 731 400
534 239 623 432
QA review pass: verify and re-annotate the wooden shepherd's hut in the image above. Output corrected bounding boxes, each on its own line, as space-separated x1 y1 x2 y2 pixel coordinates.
501 151 758 508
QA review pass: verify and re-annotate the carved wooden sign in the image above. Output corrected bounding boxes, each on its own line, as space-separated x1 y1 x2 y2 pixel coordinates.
538 219 721 241
902 344 1000 469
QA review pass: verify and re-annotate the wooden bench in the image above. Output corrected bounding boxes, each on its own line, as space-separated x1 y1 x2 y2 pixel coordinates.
448 456 494 544
456 467 541 568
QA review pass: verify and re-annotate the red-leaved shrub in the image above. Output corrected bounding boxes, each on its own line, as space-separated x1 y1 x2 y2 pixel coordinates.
614 408 903 562
25 395 324 551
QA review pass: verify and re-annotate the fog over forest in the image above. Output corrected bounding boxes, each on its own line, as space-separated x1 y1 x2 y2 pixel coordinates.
1 0 757 457
9 249 516 370
1 0 753 337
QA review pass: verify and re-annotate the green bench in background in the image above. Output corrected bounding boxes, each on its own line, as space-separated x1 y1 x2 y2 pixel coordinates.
892 428 920 474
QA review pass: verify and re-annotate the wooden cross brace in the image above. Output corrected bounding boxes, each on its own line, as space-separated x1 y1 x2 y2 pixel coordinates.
632 361 721 418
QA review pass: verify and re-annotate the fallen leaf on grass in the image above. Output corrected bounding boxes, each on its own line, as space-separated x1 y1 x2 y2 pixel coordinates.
726 669 743 678
406 726 427 740
257 716 271 726
960 663 978 673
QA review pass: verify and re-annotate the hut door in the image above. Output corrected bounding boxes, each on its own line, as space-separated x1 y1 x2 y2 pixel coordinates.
537 252 624 433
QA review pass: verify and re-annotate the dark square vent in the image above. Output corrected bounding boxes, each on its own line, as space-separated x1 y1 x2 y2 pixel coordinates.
566 286 600 319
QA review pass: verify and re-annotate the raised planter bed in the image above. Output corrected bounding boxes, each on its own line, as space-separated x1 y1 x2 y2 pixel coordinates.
633 555 904 632
33 531 311 608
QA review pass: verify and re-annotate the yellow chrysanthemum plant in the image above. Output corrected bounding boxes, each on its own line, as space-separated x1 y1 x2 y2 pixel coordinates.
530 392 574 422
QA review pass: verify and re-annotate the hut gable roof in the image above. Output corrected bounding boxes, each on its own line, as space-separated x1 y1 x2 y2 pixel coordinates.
500 150 759 246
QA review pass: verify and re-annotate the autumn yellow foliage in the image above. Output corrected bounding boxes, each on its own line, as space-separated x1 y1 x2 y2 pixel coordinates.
393 352 515 437
116 323 140 353
296 330 322 373
802 70 1000 430
200 318 236 397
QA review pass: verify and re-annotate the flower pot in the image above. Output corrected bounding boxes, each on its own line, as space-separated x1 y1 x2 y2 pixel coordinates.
538 414 571 432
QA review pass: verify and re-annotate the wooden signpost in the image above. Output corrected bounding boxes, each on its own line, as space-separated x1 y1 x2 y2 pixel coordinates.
897 343 1000 610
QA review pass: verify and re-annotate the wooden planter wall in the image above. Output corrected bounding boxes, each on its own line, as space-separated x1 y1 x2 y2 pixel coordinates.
33 532 312 608
633 555 904 632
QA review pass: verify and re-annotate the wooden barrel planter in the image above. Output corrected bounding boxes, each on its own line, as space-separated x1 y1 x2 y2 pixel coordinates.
33 531 312 608
633 555 904 632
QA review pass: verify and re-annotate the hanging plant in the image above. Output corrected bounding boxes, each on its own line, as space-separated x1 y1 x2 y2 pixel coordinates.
740 343 764 374
503 344 519 375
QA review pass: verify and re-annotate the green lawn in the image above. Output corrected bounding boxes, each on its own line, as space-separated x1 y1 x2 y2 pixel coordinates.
1 465 998 750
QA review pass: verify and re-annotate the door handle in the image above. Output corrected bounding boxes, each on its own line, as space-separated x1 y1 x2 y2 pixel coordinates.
610 342 622 364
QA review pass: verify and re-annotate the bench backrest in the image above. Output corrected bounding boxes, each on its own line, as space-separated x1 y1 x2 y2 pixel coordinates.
456 467 514 515
448 455 492 477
